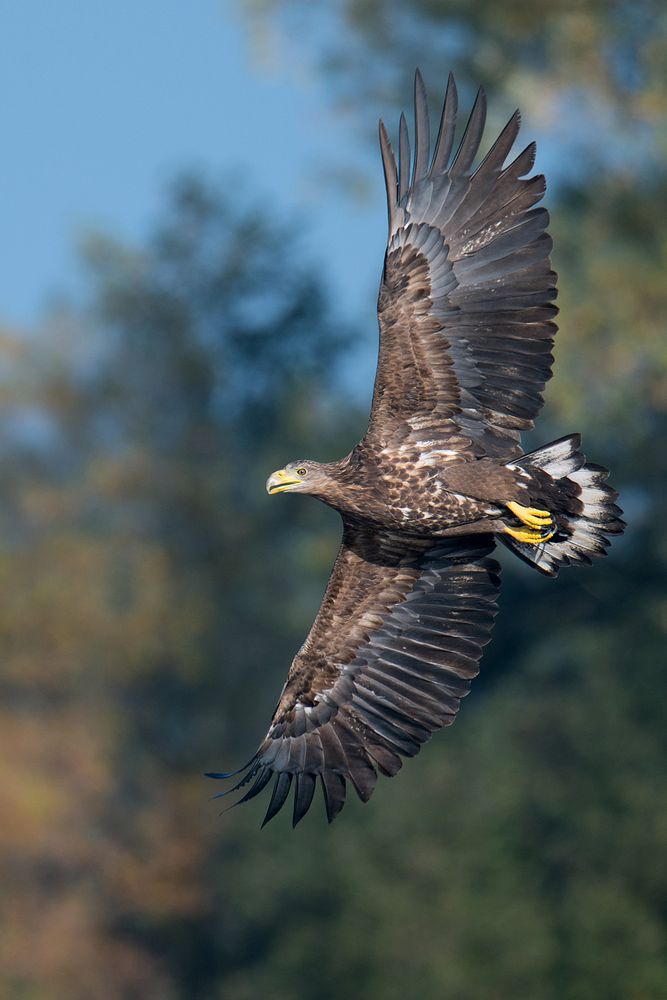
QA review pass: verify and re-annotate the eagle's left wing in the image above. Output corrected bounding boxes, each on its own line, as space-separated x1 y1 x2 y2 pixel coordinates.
210 527 500 826
365 71 557 461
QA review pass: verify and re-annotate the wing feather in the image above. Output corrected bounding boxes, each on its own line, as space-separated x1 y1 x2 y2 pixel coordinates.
450 87 487 176
366 71 558 460
292 773 317 827
261 772 293 828
211 526 500 824
475 109 521 176
430 72 458 177
378 120 399 234
398 112 411 202
320 771 347 822
236 766 273 804
412 69 430 185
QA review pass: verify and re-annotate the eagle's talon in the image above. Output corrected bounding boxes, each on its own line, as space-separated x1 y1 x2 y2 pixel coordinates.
506 500 554 529
503 523 556 545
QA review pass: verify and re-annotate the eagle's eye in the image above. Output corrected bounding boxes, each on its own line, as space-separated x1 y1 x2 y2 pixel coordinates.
296 467 307 477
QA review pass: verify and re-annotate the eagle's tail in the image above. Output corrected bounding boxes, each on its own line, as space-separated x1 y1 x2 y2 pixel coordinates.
499 434 625 576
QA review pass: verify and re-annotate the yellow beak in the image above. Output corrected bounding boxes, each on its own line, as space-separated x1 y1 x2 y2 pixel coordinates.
266 468 301 495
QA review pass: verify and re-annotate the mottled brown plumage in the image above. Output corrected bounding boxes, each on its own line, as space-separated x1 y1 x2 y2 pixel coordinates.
209 72 625 826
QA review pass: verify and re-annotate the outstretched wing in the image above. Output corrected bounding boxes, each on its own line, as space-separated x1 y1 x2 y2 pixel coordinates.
211 528 500 826
366 71 557 461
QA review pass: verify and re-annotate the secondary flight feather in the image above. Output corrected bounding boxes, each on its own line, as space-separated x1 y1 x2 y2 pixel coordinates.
209 71 625 826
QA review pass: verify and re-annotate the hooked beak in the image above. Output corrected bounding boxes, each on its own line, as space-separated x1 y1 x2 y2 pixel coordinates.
266 468 301 495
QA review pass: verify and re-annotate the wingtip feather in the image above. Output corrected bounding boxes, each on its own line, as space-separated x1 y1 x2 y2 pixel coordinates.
451 85 487 175
292 772 317 827
261 772 293 828
379 118 399 232
430 71 459 177
398 112 411 201
321 771 347 823
412 67 430 185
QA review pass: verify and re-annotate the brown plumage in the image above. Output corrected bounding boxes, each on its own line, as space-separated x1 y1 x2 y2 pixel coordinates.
209 72 625 826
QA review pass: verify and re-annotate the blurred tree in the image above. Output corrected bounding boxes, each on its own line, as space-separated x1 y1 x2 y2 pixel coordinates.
1 3 667 996
0 174 360 998
243 0 667 173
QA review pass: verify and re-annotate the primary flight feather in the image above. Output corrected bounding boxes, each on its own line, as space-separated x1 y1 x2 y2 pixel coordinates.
209 71 625 827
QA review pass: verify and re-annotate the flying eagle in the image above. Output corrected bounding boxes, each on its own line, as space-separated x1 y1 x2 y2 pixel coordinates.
209 72 624 826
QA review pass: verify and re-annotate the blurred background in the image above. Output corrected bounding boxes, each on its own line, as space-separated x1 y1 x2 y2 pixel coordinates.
1 1 665 997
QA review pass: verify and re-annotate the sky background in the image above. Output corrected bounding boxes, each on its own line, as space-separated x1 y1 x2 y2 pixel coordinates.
1 0 386 334
1 2 621 345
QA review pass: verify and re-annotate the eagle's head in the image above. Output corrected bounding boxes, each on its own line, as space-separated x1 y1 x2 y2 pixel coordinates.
266 460 332 496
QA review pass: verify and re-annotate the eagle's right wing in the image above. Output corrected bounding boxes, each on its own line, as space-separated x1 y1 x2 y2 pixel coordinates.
210 526 500 826
365 72 557 462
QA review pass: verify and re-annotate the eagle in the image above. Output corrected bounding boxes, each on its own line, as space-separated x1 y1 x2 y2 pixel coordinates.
209 72 625 826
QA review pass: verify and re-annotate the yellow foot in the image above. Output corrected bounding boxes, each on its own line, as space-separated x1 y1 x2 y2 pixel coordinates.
506 500 554 529
504 523 556 545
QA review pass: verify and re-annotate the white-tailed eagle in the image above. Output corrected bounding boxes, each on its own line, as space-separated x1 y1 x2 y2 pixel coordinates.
209 72 624 826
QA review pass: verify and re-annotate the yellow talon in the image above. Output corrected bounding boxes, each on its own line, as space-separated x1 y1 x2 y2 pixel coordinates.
506 500 554 529
504 523 556 545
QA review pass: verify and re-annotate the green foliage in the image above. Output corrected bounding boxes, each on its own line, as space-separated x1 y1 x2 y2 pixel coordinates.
0 176 356 997
245 0 667 168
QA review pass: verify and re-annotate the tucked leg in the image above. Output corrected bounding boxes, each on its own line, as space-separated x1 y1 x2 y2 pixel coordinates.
506 500 553 530
503 522 556 545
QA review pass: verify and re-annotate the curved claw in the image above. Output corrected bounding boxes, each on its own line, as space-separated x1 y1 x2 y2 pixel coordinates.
506 500 553 529
504 523 556 545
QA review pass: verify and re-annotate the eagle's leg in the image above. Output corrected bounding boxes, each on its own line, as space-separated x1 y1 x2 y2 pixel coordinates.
505 500 554 530
503 522 556 545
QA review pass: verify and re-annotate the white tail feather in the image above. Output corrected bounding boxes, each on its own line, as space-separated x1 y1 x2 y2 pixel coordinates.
501 435 624 576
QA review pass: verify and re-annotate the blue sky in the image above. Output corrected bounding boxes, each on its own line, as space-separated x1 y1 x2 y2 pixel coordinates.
4 3 632 344
1 1 386 333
